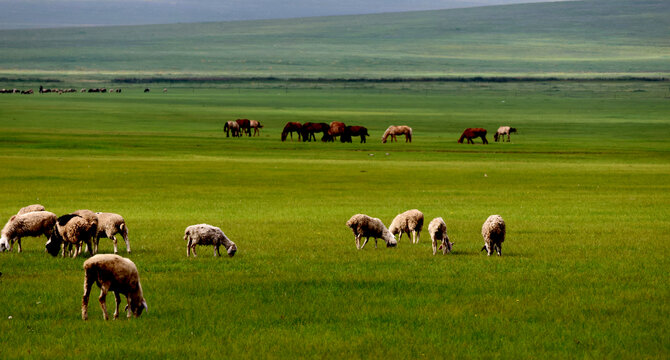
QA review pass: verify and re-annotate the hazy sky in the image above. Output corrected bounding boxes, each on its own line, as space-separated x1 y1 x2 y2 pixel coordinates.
0 0 570 29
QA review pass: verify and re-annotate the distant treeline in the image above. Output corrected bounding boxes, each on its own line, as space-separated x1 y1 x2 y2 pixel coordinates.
112 76 669 84
0 77 61 83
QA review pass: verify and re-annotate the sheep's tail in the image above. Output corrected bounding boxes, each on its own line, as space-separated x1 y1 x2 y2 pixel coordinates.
183 230 190 242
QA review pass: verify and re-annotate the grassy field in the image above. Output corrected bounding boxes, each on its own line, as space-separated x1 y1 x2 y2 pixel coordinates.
0 0 669 80
0 81 668 358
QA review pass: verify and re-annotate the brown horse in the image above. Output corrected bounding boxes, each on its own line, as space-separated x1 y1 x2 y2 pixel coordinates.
301 122 330 142
342 126 370 143
235 119 252 137
494 126 517 142
458 128 488 144
281 122 303 141
249 120 263 136
224 121 240 137
328 121 347 142
382 125 412 143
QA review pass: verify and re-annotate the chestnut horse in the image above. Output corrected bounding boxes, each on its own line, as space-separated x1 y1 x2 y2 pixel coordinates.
249 120 263 136
342 126 370 143
301 122 330 142
235 119 252 137
281 122 303 141
328 121 347 142
382 125 412 143
494 126 517 142
458 128 488 144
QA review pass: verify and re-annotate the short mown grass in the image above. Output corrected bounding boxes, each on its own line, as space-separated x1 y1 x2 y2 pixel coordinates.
0 82 668 358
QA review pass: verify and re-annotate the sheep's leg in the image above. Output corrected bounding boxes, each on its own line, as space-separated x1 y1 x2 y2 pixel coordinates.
192 245 198 257
81 272 95 320
121 228 131 253
355 235 361 250
214 245 220 257
360 237 370 249
98 283 110 320
416 231 420 244
432 239 437 255
16 238 22 253
186 239 192 257
110 235 119 254
374 238 378 249
113 292 121 319
496 243 502 256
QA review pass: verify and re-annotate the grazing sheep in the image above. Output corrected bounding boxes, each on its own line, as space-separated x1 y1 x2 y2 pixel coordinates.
428 217 454 255
45 214 94 257
0 211 57 252
17 204 46 215
184 224 237 257
481 215 506 256
72 210 99 255
346 214 398 249
95 212 131 254
82 254 147 320
389 209 424 244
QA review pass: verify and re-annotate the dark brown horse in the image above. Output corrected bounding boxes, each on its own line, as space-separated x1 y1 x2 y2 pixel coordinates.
458 128 488 144
301 122 330 142
342 126 370 143
235 119 252 137
281 122 303 141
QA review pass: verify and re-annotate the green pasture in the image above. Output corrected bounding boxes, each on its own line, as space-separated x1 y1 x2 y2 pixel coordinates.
0 82 668 358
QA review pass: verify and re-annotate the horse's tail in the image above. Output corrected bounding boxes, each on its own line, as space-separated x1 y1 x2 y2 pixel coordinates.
407 127 413 142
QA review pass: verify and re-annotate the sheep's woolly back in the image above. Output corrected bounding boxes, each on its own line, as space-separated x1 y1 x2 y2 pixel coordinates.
17 204 46 215
428 217 448 241
184 224 236 252
95 212 126 234
389 209 424 235
482 215 506 244
1 211 57 240
346 214 396 244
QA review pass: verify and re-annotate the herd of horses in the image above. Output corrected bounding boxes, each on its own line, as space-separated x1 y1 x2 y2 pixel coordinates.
224 119 517 144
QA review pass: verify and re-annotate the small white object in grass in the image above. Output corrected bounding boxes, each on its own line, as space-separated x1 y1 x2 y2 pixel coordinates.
484 173 488 177
369 153 374 156
385 153 389 156
8 316 12 320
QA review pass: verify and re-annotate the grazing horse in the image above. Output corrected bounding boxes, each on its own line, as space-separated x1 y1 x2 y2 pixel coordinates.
235 119 252 137
494 126 517 142
224 121 240 137
301 122 330 142
327 122 347 142
458 128 488 144
281 122 303 141
249 120 264 136
342 126 370 143
382 125 412 143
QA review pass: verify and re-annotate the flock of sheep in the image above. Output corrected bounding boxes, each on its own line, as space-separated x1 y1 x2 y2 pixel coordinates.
1 204 505 321
346 209 506 256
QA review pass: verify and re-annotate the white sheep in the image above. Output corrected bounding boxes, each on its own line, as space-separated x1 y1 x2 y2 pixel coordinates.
17 204 46 215
95 212 131 254
428 217 454 255
389 209 424 244
346 214 398 249
0 211 57 252
81 254 148 320
72 209 99 255
481 215 506 256
45 214 94 258
184 224 237 257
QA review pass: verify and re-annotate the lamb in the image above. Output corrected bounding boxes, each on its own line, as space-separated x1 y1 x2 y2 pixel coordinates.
17 204 46 215
81 254 148 320
0 211 57 252
45 214 94 257
95 212 131 254
389 209 424 244
346 214 398 249
481 215 506 256
184 224 237 257
428 217 454 255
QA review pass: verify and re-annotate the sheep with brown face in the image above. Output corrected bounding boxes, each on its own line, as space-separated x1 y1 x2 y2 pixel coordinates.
389 209 424 244
184 224 237 257
0 211 57 252
95 212 131 254
481 215 506 256
17 204 46 215
428 217 454 255
346 214 398 250
82 254 147 320
46 214 94 257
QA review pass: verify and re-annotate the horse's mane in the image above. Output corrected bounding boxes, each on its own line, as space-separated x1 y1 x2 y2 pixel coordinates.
382 126 393 142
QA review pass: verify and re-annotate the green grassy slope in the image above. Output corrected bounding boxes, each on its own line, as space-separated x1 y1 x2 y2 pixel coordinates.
0 0 668 79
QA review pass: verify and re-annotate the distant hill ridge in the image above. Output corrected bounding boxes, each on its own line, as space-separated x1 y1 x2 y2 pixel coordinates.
0 0 668 80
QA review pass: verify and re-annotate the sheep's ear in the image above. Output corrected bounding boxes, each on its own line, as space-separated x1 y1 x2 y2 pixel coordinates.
142 299 148 313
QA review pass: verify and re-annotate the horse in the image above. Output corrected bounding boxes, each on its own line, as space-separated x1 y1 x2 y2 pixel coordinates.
458 128 488 144
249 120 264 136
342 126 370 143
301 122 330 142
328 121 347 142
382 125 412 143
235 119 252 137
224 121 240 137
494 126 517 142
281 122 303 141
